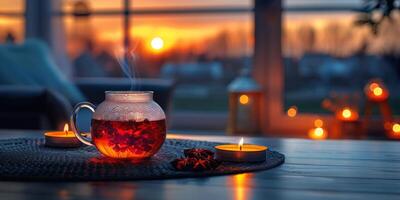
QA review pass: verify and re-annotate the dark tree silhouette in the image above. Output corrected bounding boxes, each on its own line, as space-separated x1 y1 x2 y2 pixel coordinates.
355 0 399 35
356 0 400 77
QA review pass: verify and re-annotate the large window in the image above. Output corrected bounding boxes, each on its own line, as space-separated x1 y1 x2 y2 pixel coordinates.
283 0 400 115
6 0 396 136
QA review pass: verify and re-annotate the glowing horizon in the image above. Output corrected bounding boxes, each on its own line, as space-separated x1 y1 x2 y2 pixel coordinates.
0 0 388 59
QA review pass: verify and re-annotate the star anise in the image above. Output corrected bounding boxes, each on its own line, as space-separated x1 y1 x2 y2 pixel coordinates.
171 148 220 171
184 148 214 159
192 159 209 171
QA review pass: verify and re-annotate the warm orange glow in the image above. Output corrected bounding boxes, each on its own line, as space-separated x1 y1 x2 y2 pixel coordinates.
337 107 359 122
369 82 379 91
150 36 164 51
314 128 324 137
386 122 400 139
215 144 267 152
238 137 244 151
342 108 352 119
314 119 323 128
308 127 327 140
239 95 249 105
44 123 76 138
372 87 383 96
287 106 297 118
392 123 400 133
233 173 249 200
309 118 327 140
0 18 13 26
365 80 389 102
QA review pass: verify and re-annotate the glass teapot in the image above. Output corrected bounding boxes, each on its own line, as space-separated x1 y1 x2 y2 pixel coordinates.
71 91 166 160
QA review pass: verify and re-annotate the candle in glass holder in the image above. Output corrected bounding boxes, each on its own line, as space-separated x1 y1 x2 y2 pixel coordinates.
215 138 267 162
45 123 82 147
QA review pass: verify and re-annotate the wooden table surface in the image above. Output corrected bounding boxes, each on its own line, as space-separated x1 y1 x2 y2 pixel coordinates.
0 130 399 200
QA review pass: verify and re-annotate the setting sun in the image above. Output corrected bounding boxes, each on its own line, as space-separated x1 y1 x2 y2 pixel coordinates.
150 37 164 51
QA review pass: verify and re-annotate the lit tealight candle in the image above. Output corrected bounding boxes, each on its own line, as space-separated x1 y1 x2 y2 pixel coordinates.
44 123 82 148
215 137 268 162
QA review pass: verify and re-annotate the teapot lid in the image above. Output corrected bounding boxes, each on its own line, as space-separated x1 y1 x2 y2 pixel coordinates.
105 91 153 102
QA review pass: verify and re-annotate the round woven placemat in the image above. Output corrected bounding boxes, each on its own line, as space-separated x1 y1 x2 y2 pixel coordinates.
0 138 284 181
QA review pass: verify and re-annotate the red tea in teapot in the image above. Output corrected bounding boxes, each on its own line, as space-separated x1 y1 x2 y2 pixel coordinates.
91 118 166 159
71 91 167 159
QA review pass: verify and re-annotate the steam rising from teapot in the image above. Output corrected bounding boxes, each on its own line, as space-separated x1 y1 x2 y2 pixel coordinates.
114 47 139 91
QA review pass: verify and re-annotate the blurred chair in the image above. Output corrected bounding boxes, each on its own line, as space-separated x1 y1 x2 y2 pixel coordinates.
0 39 85 104
0 40 174 130
0 86 71 130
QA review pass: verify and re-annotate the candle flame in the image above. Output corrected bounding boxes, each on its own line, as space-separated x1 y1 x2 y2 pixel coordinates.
238 137 244 151
63 123 69 135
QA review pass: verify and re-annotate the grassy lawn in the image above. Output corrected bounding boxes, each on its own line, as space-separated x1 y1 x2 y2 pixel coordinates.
172 94 228 112
285 98 400 116
173 92 400 115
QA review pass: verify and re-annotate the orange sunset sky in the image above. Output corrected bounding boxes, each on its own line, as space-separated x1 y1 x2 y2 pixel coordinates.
2 0 386 59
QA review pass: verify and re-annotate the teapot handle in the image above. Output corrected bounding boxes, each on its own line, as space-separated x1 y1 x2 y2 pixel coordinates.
70 102 96 146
